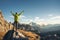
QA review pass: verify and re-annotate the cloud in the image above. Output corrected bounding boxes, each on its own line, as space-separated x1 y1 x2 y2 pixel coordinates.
48 14 53 17
33 17 48 25
34 17 45 22
47 20 60 24
19 15 33 24
20 15 26 18
33 16 60 25
34 17 40 21
20 19 32 24
34 17 45 21
20 16 48 25
50 16 60 19
47 16 60 24
40 19 45 21
10 16 14 18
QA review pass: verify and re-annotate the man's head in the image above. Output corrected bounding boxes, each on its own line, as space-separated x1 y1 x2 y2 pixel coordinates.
16 12 17 14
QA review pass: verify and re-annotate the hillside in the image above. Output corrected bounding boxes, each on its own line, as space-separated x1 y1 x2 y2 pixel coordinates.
0 11 14 40
0 11 40 40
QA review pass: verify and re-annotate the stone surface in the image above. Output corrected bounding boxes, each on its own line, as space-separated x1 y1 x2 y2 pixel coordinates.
0 11 40 40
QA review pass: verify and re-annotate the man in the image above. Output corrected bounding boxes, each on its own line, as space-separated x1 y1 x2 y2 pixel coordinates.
11 10 24 36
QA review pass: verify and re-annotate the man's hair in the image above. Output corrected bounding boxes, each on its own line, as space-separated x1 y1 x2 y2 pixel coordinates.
16 12 17 14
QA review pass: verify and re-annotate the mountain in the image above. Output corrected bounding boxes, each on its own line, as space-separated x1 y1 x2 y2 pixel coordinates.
41 24 60 33
0 11 40 40
29 22 41 33
29 22 60 33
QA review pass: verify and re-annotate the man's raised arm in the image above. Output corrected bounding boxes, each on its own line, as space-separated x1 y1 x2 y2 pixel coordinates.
18 10 24 16
10 11 15 16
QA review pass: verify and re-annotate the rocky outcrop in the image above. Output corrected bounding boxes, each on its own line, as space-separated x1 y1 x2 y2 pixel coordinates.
18 30 40 40
0 11 14 40
0 11 40 40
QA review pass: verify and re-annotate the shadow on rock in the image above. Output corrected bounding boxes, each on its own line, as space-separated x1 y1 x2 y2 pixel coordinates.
3 30 14 40
3 29 28 40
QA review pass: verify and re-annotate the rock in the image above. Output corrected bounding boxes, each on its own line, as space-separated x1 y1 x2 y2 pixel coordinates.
0 11 40 40
18 30 40 40
0 11 14 40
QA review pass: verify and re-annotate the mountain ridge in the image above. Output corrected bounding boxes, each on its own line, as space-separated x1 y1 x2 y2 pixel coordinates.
0 11 40 40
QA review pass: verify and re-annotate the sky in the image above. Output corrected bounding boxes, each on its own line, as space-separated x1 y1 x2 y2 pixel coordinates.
0 0 60 25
